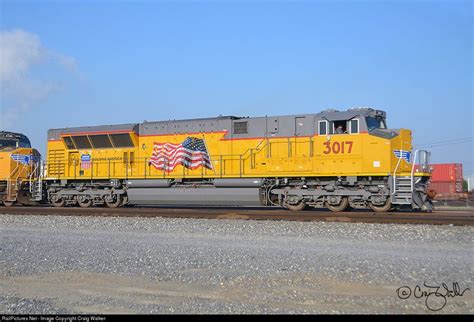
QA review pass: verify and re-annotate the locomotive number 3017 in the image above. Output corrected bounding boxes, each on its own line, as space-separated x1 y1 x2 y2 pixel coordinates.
323 141 353 154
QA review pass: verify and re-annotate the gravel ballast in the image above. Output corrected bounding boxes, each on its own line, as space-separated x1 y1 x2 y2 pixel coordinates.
0 214 472 314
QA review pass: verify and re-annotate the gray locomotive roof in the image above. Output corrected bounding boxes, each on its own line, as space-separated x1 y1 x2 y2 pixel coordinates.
317 107 385 121
138 107 384 138
0 131 30 141
140 107 383 126
47 107 385 140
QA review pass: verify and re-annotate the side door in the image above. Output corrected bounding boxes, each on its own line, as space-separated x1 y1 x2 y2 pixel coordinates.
68 151 79 178
293 116 313 171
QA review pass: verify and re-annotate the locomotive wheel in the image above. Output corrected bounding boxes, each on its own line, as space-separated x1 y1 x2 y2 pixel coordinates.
283 201 306 211
51 198 66 207
78 197 93 208
369 198 392 212
17 191 35 206
326 197 349 212
105 194 122 208
3 201 14 207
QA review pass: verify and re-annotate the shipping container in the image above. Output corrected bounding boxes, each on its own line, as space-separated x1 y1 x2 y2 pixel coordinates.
430 163 463 182
432 192 468 201
428 181 464 195
414 163 463 182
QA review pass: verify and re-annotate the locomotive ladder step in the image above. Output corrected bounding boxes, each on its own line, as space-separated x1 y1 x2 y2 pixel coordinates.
30 181 43 201
396 187 412 191
392 200 412 205
392 176 413 205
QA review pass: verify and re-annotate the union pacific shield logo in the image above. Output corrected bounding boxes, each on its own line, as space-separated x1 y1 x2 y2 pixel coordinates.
393 150 411 163
81 154 91 170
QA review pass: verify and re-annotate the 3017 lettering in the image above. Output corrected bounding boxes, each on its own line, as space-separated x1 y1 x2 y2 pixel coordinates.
323 141 353 154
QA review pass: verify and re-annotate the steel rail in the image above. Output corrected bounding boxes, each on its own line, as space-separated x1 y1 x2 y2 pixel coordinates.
1 206 473 226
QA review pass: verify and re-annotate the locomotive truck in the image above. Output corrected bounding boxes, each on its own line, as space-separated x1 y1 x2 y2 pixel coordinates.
1 107 433 212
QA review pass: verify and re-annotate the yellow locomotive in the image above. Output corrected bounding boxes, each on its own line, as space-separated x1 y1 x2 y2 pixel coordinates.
0 131 42 206
42 107 433 211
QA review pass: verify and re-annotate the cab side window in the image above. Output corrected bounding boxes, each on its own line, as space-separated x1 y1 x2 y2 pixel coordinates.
350 119 359 134
318 120 328 135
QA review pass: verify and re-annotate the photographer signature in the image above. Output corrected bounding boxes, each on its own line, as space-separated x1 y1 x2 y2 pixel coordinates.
396 282 470 311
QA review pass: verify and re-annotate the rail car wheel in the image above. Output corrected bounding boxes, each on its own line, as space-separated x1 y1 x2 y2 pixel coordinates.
105 194 122 208
368 198 392 212
17 191 35 206
326 197 349 212
77 196 93 208
283 202 306 211
3 201 14 207
51 197 66 207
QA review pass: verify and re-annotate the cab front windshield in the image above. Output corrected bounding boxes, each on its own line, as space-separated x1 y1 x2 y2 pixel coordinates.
0 138 31 150
366 117 387 131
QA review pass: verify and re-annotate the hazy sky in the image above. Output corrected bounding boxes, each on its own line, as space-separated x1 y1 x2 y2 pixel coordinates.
1 0 472 178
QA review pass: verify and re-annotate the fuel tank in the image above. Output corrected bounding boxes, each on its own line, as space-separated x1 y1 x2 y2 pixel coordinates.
125 178 263 206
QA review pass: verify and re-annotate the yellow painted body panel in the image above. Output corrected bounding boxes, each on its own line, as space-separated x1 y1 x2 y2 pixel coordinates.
0 151 9 180
45 128 429 180
0 148 37 181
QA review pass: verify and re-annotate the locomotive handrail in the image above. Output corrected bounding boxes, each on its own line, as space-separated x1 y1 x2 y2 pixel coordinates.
30 159 45 195
410 150 419 194
392 149 403 196
410 149 431 194
42 137 311 180
6 161 22 201
254 139 267 152
28 158 41 182
9 161 21 178
28 160 39 194
392 129 405 196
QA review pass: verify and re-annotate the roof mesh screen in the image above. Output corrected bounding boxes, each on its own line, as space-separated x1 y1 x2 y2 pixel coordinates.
89 134 113 148
63 136 76 149
110 133 134 147
234 121 248 134
71 136 92 149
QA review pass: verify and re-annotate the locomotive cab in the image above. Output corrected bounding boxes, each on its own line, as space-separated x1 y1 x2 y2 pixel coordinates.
0 132 32 150
317 108 388 136
313 108 432 211
0 131 42 206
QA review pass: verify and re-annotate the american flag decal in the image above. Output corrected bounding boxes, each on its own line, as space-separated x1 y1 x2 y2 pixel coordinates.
150 137 213 172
